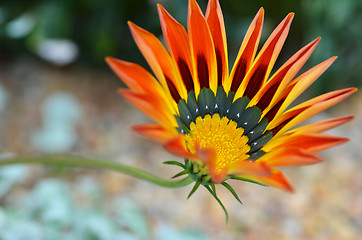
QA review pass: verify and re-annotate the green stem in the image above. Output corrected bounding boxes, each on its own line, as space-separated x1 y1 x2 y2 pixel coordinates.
0 154 193 188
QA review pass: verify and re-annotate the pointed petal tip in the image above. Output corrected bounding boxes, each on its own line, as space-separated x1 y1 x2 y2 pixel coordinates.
157 3 166 13
117 87 127 95
127 20 133 26
127 21 138 33
277 173 295 193
128 21 143 33
272 170 295 193
286 185 295 193
312 36 322 45
189 0 202 13
257 7 265 18
105 56 112 64
282 12 294 24
348 87 358 94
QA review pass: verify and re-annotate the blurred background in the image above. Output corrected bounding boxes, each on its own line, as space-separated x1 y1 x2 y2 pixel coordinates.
0 0 361 239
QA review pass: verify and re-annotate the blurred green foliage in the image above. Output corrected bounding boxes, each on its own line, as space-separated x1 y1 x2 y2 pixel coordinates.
0 0 361 92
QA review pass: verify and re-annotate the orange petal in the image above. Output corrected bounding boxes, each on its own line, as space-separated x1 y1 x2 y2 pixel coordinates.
259 147 322 167
255 37 321 111
197 147 227 183
228 8 264 93
242 169 294 192
272 88 357 136
289 115 354 135
205 0 228 86
119 89 174 127
201 150 271 184
106 57 162 94
267 133 349 153
228 160 271 177
132 124 177 143
267 56 337 126
234 13 294 100
158 4 195 92
164 135 198 159
128 22 187 101
188 0 217 94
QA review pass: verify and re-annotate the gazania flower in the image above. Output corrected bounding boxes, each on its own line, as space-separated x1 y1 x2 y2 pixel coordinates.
107 0 356 206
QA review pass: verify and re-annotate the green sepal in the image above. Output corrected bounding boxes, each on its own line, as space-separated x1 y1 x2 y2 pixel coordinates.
192 163 199 173
210 182 216 193
222 182 242 204
230 176 267 187
171 170 188 179
163 161 185 169
185 159 192 171
200 175 211 185
187 181 201 199
204 185 229 222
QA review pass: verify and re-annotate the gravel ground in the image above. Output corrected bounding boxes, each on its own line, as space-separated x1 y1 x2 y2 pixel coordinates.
0 60 361 239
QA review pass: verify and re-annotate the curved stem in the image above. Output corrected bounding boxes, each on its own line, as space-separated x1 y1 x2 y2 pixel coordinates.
0 154 193 188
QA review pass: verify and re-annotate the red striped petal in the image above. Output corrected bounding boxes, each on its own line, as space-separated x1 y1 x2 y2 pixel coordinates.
289 115 354 135
267 56 337 125
255 37 321 111
228 8 264 93
271 88 357 135
206 0 228 86
260 147 322 167
269 133 349 153
234 13 294 100
188 0 218 94
158 5 195 93
128 22 187 100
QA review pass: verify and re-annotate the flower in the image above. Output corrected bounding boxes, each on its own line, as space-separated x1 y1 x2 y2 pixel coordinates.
106 0 356 200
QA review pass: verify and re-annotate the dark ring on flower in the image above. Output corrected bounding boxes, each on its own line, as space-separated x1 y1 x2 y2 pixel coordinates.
176 87 272 161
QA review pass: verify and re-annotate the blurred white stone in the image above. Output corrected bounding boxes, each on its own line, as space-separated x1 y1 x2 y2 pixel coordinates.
31 91 82 153
36 39 78 66
5 12 35 38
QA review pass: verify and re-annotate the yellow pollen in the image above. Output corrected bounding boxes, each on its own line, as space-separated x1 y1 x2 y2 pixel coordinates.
185 114 251 174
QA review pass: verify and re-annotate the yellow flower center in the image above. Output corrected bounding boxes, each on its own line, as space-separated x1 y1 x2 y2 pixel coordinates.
185 114 251 174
